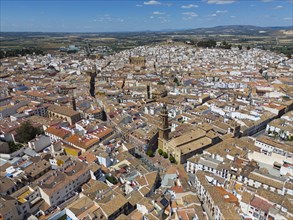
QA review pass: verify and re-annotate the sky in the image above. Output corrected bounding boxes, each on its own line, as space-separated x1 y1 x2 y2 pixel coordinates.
1 0 292 32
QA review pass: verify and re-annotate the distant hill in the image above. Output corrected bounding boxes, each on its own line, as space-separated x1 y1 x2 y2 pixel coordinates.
180 25 292 35
1 25 292 37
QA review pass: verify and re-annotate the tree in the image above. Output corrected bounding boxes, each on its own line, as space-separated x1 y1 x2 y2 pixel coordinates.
162 152 168 158
8 142 23 153
158 149 163 155
106 175 118 184
219 41 232 49
197 39 217 48
146 149 155 157
2 48 44 58
169 155 176 163
247 46 251 50
0 51 5 59
173 77 180 86
16 121 42 143
238 45 242 50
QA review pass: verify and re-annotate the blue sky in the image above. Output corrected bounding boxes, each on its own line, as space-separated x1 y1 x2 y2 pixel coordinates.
1 0 292 32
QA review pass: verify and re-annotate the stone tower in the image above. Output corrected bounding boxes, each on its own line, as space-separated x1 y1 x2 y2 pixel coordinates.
147 84 151 99
158 104 170 149
71 96 77 111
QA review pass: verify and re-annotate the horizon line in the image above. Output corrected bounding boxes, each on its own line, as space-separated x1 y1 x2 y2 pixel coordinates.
1 24 292 34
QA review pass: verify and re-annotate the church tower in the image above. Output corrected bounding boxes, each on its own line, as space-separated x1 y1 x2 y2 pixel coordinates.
158 104 170 149
147 84 151 99
71 96 77 111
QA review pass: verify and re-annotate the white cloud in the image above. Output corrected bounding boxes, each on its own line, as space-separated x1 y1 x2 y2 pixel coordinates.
284 17 293 20
181 4 198 9
94 14 124 23
260 0 274 2
158 16 169 23
150 12 170 23
204 0 236 4
274 5 283 9
211 10 228 16
136 4 143 7
165 3 173 7
230 15 236 18
182 12 198 20
216 10 228 13
182 12 198 16
153 11 165 15
144 0 161 5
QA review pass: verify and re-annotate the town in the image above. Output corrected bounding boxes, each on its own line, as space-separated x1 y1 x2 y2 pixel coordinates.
0 42 292 220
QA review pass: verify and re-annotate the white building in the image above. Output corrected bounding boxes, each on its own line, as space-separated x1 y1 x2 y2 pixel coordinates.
28 135 52 152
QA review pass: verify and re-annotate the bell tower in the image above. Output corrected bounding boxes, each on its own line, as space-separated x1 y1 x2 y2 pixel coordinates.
158 104 170 149
71 96 77 111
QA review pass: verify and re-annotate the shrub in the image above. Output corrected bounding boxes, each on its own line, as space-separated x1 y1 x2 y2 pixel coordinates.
106 175 118 184
158 149 163 155
162 152 168 158
8 142 23 153
169 155 176 163
146 149 155 157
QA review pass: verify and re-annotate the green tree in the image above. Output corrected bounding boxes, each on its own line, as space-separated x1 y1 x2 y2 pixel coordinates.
238 45 242 50
220 41 232 49
247 46 251 50
169 155 176 163
197 39 217 48
16 121 42 143
158 149 163 155
162 152 168 158
173 77 180 86
2 48 44 58
106 175 118 184
146 149 155 157
8 142 23 153
0 51 5 59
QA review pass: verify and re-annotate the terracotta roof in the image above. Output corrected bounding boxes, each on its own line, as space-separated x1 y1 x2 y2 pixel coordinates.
98 193 128 217
250 196 273 213
48 105 80 117
45 126 71 139
65 134 100 150
248 172 284 189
